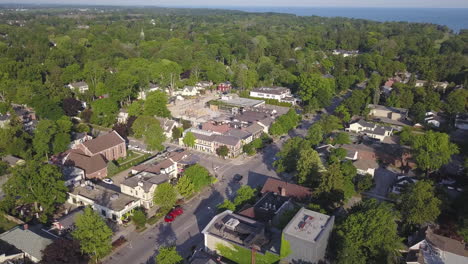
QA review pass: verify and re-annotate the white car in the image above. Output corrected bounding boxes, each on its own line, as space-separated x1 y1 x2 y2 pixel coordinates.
102 178 114 184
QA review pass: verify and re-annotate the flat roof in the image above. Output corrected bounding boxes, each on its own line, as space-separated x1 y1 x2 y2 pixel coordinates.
220 98 265 108
283 208 333 243
69 184 138 212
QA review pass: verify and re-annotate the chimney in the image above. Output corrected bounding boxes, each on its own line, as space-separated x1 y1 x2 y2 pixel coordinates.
23 224 28 230
280 187 286 197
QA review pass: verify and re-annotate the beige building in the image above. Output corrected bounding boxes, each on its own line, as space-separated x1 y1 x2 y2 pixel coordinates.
120 171 169 209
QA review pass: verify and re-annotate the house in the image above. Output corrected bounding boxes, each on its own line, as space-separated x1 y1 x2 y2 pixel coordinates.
0 225 54 263
0 239 25 263
137 83 160 100
201 122 232 135
0 113 10 128
69 132 93 149
12 104 36 131
202 210 282 261
76 130 127 161
132 158 178 179
120 171 169 209
156 117 179 139
368 104 409 122
62 149 107 179
68 81 89 94
261 178 312 201
49 207 84 236
67 183 141 224
415 80 427 87
433 81 449 92
250 87 293 104
406 226 468 264
62 166 85 187
174 86 199 97
117 109 129 124
282 208 334 264
196 81 213 89
238 192 294 225
341 144 380 177
217 82 231 92
1 155 25 167
346 120 393 142
332 49 359 57
455 114 468 130
391 175 418 195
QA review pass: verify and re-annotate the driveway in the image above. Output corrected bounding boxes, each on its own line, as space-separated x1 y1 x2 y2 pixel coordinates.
367 167 397 198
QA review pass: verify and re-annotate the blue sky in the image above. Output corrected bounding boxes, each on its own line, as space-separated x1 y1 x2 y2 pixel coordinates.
4 0 468 8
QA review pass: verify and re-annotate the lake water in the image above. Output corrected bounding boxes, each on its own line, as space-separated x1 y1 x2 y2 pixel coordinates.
211 7 468 32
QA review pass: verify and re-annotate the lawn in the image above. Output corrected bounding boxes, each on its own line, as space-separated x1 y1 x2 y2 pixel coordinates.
108 151 151 177
0 214 17 233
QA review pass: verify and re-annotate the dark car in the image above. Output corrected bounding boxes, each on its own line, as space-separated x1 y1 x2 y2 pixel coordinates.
164 206 184 223
233 174 243 183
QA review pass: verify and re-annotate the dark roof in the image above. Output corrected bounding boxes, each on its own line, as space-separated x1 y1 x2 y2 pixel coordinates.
132 158 175 175
0 239 22 257
70 184 138 211
233 111 269 123
82 131 125 154
261 178 311 200
56 208 84 230
245 123 264 134
214 135 240 146
65 150 107 174
121 172 169 192
356 119 375 128
252 87 290 95
224 129 251 140
258 117 274 127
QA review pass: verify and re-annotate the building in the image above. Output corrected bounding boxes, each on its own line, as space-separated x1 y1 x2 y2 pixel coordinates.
69 132 93 149
424 111 442 128
261 178 312 201
250 87 294 104
117 109 129 124
217 82 231 92
120 171 169 208
76 130 127 161
283 208 334 264
156 117 179 139
346 119 393 142
181 128 242 158
11 104 36 132
62 166 85 187
0 225 54 263
196 81 213 89
245 123 264 139
0 239 24 263
202 210 282 262
68 81 89 94
406 227 468 264
62 149 108 179
132 158 178 179
210 96 265 114
415 80 427 87
67 183 141 224
174 86 199 97
368 104 409 125
455 114 468 130
238 192 294 225
341 144 380 177
332 49 359 57
49 207 84 236
137 83 160 100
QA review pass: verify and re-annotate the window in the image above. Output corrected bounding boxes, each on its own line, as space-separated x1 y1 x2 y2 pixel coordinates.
112 214 117 221
101 210 106 217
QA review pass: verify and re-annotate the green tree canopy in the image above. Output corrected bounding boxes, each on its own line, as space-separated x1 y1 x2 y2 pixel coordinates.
412 131 458 173
216 145 229 158
153 182 177 211
183 164 213 191
156 246 183 264
183 132 196 147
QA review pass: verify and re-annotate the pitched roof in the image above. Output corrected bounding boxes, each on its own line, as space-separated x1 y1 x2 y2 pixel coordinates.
245 123 264 134
261 178 311 200
0 226 54 261
252 87 290 95
65 150 107 174
132 158 175 174
201 122 231 134
213 135 240 146
425 228 468 257
70 81 88 87
233 111 269 123
81 131 125 155
224 129 252 140
258 117 274 127
121 171 169 192
353 158 379 170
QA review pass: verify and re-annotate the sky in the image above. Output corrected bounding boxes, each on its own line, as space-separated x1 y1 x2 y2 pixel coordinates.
3 0 468 8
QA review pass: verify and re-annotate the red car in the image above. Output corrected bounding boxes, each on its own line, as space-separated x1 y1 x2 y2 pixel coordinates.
164 206 184 223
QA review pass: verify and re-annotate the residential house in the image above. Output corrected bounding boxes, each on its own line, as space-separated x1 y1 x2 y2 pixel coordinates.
332 49 359 57
68 81 89 94
202 210 282 261
346 119 393 142
69 132 93 149
196 81 213 90
1 155 25 167
368 104 409 126
120 171 169 208
132 158 178 179
62 166 85 187
117 109 129 124
261 178 312 201
137 83 160 100
455 114 468 130
174 86 199 97
49 207 84 236
415 80 427 87
341 144 380 177
156 117 179 139
62 149 108 179
406 226 468 264
391 175 418 195
67 183 141 224
0 239 25 263
167 149 192 171
217 82 231 92
424 111 442 128
433 81 449 92
250 87 295 104
76 130 127 161
12 104 36 132
282 208 335 264
0 225 54 263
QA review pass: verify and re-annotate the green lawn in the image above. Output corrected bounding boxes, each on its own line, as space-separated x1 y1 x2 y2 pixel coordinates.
0 214 17 233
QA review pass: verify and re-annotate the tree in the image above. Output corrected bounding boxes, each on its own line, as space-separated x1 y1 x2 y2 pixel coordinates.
334 132 351 145
318 162 344 193
176 175 195 197
144 90 171 117
41 239 89 264
132 209 147 228
410 102 427 124
412 131 458 173
296 146 324 185
183 164 213 191
398 181 441 228
217 199 236 211
52 132 70 154
156 246 183 264
131 116 165 151
62 97 83 116
298 73 336 108
171 126 183 140
336 199 402 264
445 89 468 115
183 132 196 147
306 123 324 146
72 207 112 263
317 114 343 134
355 174 374 192
274 137 308 173
4 161 67 220
33 120 57 158
233 186 256 207
216 145 229 158
153 182 177 211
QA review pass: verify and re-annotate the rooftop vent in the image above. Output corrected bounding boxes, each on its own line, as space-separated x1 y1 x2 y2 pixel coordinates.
110 194 119 200
225 218 240 230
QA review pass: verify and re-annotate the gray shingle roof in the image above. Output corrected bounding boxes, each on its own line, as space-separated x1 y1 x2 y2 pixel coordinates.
0 226 53 261
214 135 240 146
224 129 251 140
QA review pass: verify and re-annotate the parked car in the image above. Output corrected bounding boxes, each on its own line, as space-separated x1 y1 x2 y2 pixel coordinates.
233 174 243 183
102 178 113 184
164 206 184 223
